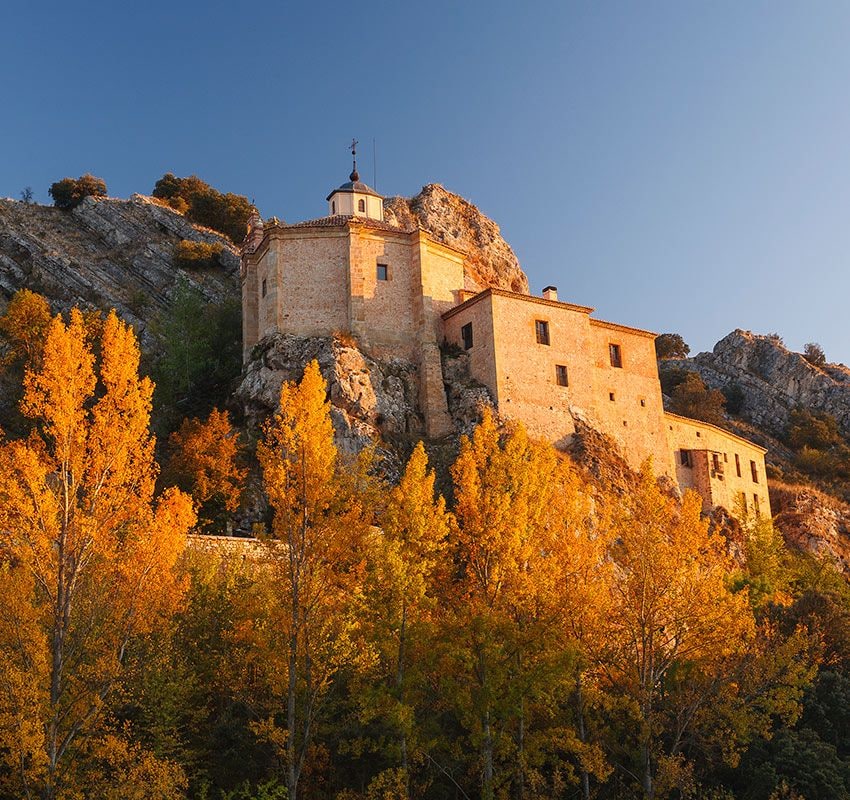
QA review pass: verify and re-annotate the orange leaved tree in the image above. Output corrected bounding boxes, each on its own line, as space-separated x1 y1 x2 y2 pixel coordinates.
0 309 195 800
256 360 372 800
165 408 246 533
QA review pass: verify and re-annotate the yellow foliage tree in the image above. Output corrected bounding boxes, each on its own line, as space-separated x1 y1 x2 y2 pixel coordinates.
165 407 246 532
599 467 756 799
0 288 52 368
256 360 372 800
0 309 195 800
446 410 590 800
359 441 452 792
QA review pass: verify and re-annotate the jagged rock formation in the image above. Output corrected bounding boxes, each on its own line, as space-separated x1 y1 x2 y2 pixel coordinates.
384 184 529 294
235 333 426 454
0 195 239 347
771 482 850 573
235 333 497 455
667 330 850 437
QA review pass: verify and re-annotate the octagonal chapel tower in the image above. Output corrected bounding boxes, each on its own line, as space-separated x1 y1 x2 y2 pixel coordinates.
240 152 468 438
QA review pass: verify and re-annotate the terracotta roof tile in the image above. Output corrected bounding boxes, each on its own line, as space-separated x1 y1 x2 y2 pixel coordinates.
283 214 412 233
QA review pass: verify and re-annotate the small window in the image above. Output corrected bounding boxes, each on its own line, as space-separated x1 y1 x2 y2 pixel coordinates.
640 398 646 407
712 453 721 472
535 320 550 345
262 278 267 298
609 392 615 402
358 198 366 213
461 322 473 350
680 449 692 467
609 343 622 368
740 492 748 513
753 494 761 517
750 460 759 483
377 263 388 281
555 365 568 387
735 454 741 477
332 200 336 214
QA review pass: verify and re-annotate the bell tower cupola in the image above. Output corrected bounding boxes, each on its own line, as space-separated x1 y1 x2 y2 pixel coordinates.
326 138 384 220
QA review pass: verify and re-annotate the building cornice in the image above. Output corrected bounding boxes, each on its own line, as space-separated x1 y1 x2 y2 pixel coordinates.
442 287 595 321
664 412 768 454
590 318 657 339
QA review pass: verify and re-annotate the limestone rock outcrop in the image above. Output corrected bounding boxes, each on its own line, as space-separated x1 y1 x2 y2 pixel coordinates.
771 483 850 573
0 194 239 347
384 184 529 294
235 333 425 454
667 330 850 436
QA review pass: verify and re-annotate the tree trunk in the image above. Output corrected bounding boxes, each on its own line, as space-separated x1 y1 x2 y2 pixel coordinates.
576 675 590 800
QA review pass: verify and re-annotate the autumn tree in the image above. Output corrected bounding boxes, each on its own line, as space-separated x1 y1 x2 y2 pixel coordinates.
357 442 452 794
256 360 373 800
0 309 195 799
598 468 757 798
164 408 246 533
0 288 52 369
442 410 595 800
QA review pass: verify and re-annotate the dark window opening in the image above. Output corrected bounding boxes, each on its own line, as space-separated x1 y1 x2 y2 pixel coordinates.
461 322 473 350
262 278 267 298
609 392 615 401
735 454 741 477
332 200 336 214
680 449 692 467
358 198 366 212
753 494 761 517
535 319 550 345
555 364 568 387
640 398 646 407
740 492 748 513
377 263 388 281
751 460 759 483
609 343 623 368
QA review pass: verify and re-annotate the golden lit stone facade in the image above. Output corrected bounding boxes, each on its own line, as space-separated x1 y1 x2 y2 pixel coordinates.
241 175 771 518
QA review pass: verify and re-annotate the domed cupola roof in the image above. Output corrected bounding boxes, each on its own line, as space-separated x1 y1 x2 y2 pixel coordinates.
325 139 385 220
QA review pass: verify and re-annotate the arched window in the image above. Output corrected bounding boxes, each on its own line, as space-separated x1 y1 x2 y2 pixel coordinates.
332 200 336 214
358 198 365 213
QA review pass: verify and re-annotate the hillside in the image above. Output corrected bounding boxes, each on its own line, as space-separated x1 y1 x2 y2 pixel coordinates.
0 194 240 349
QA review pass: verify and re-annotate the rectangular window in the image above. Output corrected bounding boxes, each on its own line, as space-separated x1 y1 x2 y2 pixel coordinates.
735 454 741 477
712 453 721 472
750 460 759 483
555 364 568 387
740 492 748 513
461 322 473 350
535 320 550 345
753 494 761 517
640 398 646 407
262 278 267 298
377 263 388 281
680 449 692 467
609 391 615 402
609 343 622 368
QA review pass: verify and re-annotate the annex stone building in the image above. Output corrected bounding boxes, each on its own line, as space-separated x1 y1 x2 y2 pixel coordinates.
241 162 770 519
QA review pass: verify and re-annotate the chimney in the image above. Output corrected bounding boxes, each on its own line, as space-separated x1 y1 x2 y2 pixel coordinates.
542 285 558 301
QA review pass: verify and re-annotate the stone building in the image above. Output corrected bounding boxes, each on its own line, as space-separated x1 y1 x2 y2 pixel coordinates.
241 162 771 519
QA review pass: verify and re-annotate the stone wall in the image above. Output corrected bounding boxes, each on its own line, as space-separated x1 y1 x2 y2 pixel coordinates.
666 412 771 518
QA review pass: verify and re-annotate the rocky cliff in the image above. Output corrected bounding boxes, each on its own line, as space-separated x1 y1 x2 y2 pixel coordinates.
0 194 239 348
668 330 850 437
384 183 529 294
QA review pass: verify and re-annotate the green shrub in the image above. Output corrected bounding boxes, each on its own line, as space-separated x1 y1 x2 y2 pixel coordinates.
803 342 827 368
48 173 107 209
655 332 690 360
785 408 843 451
722 382 746 415
173 239 224 269
669 372 726 426
153 173 253 243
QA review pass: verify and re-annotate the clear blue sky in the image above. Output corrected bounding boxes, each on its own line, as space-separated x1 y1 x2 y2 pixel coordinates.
3 1 849 362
